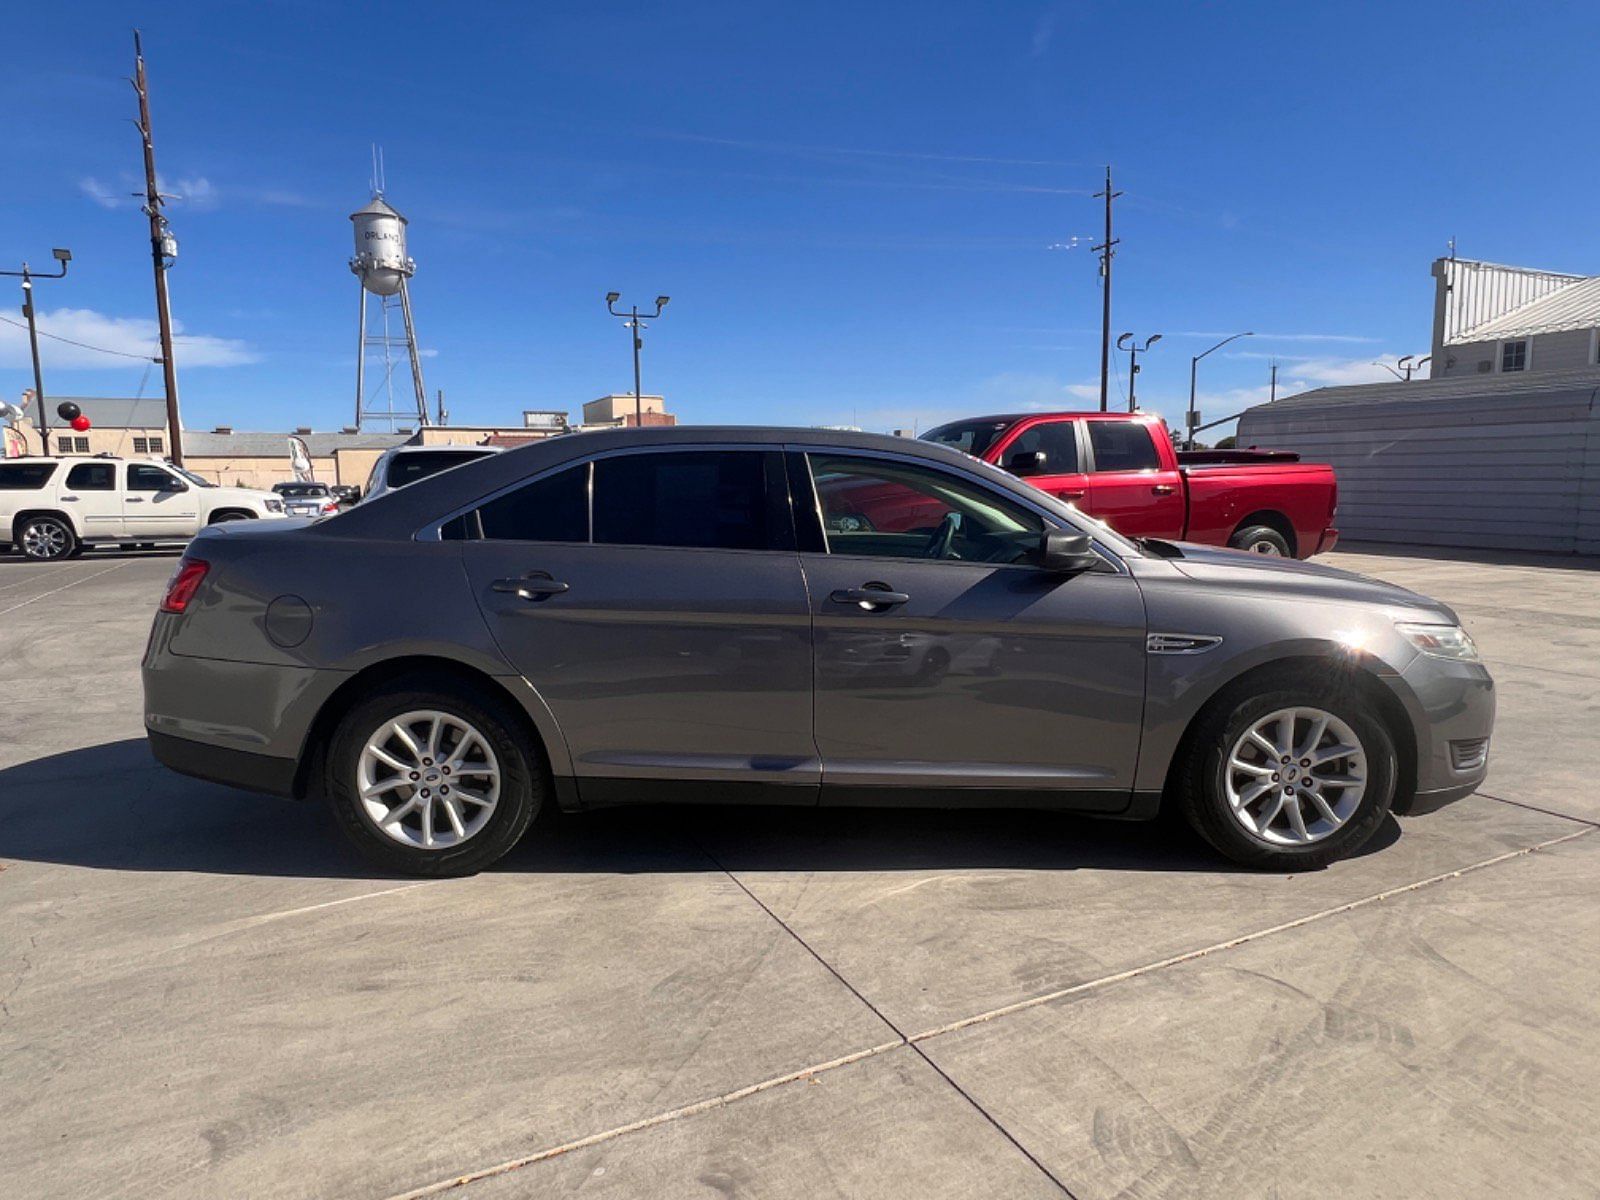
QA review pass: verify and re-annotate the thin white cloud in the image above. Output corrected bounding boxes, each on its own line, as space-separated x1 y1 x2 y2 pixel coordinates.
77 173 317 212
0 307 258 370
78 176 126 209
1030 12 1058 57
1172 331 1382 344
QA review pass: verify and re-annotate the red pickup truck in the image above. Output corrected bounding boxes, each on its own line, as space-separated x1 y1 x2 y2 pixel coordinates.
921 412 1338 558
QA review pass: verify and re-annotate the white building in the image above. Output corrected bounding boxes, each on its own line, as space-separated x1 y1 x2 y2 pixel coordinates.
1430 257 1600 379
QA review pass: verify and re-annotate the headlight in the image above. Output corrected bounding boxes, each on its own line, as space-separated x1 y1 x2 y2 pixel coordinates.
264 498 284 513
1396 622 1480 662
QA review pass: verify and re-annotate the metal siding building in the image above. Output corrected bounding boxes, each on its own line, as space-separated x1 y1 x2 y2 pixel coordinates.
1236 369 1600 555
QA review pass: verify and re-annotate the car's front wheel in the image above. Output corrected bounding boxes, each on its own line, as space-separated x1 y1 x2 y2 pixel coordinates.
16 514 78 561
325 679 543 876
1175 676 1396 869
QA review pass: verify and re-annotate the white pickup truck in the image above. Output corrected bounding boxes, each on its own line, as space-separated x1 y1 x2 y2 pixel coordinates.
0 456 287 560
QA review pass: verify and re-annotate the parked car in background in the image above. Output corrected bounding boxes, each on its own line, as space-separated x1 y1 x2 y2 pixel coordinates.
271 481 340 518
329 484 361 506
360 444 503 504
922 412 1338 558
1 456 285 560
144 427 1491 878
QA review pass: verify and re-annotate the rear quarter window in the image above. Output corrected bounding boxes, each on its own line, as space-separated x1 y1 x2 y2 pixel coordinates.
386 450 494 489
0 462 59 490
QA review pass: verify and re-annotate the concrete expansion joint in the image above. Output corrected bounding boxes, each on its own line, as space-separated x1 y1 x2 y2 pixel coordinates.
379 825 1591 1200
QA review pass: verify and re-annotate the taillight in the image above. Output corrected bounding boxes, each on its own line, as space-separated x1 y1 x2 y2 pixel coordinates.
161 559 210 614
321 500 339 514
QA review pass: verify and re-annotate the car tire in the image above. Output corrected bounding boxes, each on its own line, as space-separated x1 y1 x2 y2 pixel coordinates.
1229 524 1291 556
325 679 544 877
209 511 252 524
1175 675 1396 870
15 514 78 561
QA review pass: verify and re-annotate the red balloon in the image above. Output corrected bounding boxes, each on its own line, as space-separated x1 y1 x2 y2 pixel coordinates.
71 415 91 432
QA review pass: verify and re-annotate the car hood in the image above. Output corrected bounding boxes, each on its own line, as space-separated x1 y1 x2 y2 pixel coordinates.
1157 542 1457 620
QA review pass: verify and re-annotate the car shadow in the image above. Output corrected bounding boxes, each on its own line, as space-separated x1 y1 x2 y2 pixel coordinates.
0 546 183 566
0 738 1401 881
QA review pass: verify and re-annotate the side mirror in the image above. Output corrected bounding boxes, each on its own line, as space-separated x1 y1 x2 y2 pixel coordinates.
1037 530 1098 573
163 479 189 493
1006 449 1048 477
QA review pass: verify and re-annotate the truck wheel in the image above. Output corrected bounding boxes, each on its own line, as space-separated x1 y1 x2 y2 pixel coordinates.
1230 524 1291 556
16 515 78 562
324 679 544 877
1174 675 1396 870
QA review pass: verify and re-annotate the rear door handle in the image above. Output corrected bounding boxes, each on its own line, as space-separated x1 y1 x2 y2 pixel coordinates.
1151 484 1177 495
1056 489 1086 501
126 498 145 504
830 586 910 609
492 571 570 600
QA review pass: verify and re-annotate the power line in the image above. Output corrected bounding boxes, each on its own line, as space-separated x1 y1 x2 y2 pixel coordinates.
0 312 160 361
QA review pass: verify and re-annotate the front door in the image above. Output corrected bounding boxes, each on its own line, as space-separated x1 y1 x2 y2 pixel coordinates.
459 447 819 803
797 449 1147 808
124 463 200 538
58 461 125 540
993 417 1093 508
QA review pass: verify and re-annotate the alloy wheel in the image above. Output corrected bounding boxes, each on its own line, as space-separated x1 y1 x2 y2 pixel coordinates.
357 709 501 849
22 520 69 560
1223 706 1366 845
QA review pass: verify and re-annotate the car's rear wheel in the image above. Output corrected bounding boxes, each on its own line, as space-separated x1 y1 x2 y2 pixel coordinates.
325 680 543 876
1229 524 1291 556
1175 676 1396 869
16 514 77 561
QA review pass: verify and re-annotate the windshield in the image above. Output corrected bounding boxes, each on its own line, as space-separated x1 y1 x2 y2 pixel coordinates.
921 419 1016 459
385 449 495 489
169 465 215 488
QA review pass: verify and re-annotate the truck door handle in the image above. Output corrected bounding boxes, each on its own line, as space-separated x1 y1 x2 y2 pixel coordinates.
830 586 910 609
126 498 145 503
1151 484 1176 495
1056 489 1085 501
61 495 79 502
492 572 569 600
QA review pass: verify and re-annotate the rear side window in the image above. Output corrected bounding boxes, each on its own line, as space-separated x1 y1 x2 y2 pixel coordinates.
386 450 492 489
1004 421 1080 474
65 463 115 490
594 451 775 551
473 463 589 542
1088 422 1160 472
0 462 58 490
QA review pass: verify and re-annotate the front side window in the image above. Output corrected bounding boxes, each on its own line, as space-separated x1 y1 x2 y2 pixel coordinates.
473 462 589 542
1500 339 1528 372
593 451 775 551
808 453 1045 563
65 463 115 490
1087 421 1160 472
1004 421 1080 475
128 464 178 492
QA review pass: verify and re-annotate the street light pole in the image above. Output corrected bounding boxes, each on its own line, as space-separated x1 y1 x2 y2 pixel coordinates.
2 250 72 455
605 292 670 426
1186 330 1254 449
1116 331 1162 412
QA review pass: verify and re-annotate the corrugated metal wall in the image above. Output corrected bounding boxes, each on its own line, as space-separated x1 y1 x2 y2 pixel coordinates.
1237 378 1600 554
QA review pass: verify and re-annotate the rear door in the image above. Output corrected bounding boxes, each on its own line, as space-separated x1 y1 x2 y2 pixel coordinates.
1083 419 1186 538
796 448 1147 806
124 463 201 538
59 462 124 540
992 417 1093 507
459 446 820 803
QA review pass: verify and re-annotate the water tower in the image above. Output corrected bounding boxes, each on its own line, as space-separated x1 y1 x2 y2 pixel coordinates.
351 191 429 430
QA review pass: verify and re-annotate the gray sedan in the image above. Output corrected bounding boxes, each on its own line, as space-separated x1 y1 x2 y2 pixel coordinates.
143 427 1494 876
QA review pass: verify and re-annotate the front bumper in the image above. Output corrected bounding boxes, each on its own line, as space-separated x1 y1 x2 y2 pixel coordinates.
1389 652 1495 815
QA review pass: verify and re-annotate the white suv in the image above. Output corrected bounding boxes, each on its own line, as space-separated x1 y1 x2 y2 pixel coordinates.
0 456 287 560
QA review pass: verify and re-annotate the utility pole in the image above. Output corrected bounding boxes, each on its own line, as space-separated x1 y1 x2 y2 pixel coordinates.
2 251 72 455
133 30 184 466
605 292 670 425
1270 359 1278 403
1092 166 1122 413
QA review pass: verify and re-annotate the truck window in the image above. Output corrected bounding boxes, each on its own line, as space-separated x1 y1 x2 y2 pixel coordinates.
0 462 58 490
1088 422 1160 472
921 419 1014 458
1005 422 1079 474
65 463 115 490
128 464 179 491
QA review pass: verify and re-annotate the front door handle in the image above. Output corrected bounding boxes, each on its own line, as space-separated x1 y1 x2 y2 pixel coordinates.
830 586 910 610
1151 484 1177 496
492 571 570 600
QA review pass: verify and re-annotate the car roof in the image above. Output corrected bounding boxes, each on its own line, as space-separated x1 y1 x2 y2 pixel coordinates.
324 424 1043 541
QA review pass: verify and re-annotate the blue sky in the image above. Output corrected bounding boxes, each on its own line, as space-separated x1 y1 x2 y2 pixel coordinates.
3 1 1594 437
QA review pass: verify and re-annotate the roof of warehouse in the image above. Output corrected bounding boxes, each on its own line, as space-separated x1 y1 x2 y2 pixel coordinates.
1243 366 1600 412
1455 274 1600 341
22 395 168 428
181 430 411 456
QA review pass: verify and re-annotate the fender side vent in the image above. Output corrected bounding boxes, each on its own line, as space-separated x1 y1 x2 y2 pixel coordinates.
1147 633 1223 655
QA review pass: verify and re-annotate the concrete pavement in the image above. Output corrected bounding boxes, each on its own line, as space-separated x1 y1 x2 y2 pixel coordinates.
0 543 1595 1198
